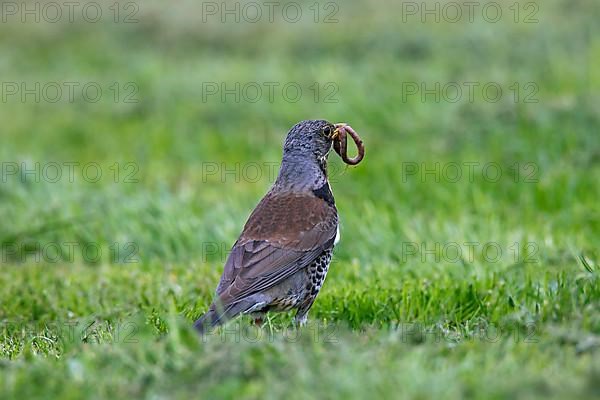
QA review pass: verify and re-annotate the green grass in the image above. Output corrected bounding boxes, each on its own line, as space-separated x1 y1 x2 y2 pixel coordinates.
1 0 599 398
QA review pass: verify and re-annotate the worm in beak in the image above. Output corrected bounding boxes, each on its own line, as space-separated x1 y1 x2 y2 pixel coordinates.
333 123 365 166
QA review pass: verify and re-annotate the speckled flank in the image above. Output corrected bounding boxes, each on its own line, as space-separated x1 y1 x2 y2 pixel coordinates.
244 248 334 326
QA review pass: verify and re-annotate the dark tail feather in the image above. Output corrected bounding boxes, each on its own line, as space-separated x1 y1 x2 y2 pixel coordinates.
193 300 256 334
193 309 222 333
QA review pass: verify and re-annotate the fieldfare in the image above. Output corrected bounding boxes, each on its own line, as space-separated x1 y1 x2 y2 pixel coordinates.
194 120 364 332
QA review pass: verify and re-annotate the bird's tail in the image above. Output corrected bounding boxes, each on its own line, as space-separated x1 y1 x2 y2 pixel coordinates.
193 300 256 334
193 309 222 333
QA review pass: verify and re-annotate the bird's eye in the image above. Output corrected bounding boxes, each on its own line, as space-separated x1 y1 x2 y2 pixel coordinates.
322 126 333 137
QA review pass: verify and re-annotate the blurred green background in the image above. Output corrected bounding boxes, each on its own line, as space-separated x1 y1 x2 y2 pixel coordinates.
0 0 599 398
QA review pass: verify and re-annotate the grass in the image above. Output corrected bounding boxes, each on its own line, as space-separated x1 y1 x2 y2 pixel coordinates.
1 0 599 398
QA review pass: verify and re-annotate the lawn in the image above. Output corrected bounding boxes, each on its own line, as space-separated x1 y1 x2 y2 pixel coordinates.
0 0 599 398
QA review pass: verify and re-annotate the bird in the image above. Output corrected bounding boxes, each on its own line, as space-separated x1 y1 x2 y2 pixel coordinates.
194 119 347 332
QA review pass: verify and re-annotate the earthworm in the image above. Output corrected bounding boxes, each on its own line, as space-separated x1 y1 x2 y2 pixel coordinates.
333 123 365 165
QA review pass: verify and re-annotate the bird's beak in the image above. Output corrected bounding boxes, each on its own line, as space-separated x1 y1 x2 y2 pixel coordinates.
332 123 346 140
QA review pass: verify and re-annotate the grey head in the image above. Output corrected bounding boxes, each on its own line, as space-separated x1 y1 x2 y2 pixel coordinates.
274 120 337 192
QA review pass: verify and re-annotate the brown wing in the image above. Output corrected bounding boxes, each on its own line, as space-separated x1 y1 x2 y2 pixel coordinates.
214 191 338 308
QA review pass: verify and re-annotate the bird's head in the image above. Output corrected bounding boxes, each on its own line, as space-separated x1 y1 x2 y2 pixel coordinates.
283 119 339 162
275 119 363 191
